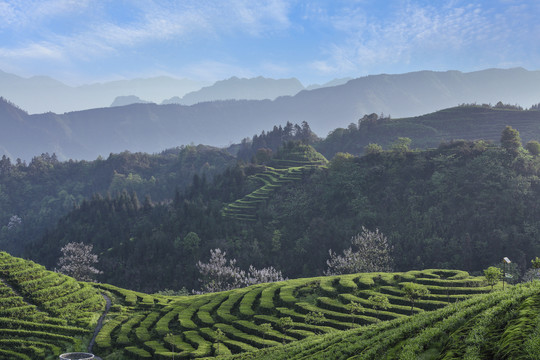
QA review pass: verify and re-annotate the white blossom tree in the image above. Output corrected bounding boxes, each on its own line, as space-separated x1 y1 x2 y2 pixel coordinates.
325 227 393 275
196 248 246 293
7 215 21 230
197 248 284 293
57 242 102 282
246 265 285 286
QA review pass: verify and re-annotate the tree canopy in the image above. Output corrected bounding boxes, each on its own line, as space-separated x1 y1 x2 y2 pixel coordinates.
21 127 540 292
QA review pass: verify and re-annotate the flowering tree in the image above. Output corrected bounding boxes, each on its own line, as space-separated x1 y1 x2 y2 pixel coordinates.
196 248 246 293
246 265 284 286
7 215 21 230
326 227 393 275
524 257 540 282
57 242 102 282
197 248 285 293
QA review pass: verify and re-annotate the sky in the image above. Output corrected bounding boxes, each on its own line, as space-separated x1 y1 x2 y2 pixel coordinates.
0 0 538 86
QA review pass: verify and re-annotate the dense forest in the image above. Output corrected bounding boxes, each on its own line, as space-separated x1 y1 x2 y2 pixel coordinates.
0 145 236 255
25 125 540 293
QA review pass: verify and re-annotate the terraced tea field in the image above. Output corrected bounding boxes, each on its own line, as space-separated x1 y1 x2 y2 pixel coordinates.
237 280 540 360
0 252 105 360
221 165 316 221
90 269 494 359
222 144 328 221
0 250 519 360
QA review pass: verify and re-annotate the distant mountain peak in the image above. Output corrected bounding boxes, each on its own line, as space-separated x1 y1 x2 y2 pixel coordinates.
164 76 305 106
110 95 152 107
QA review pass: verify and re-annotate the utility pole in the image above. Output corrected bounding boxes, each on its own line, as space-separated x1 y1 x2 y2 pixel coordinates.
503 257 511 290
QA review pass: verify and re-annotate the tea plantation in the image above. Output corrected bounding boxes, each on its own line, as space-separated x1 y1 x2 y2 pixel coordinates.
222 143 328 221
235 281 540 360
0 252 105 360
4 250 537 360
88 268 496 359
221 165 315 221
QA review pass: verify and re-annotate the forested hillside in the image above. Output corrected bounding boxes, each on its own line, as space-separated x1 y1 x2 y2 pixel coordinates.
316 104 540 158
0 145 235 255
28 131 540 293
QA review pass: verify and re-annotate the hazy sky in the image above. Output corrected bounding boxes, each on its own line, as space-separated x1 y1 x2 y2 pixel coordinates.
0 0 538 86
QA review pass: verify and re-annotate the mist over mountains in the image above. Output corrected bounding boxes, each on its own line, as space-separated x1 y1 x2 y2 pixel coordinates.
0 71 339 114
0 71 208 114
1 67 540 161
160 76 305 106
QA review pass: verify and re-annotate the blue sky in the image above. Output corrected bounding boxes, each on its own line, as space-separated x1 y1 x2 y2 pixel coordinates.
0 0 538 86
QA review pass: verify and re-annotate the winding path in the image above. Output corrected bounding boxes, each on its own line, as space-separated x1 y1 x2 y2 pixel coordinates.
87 293 112 358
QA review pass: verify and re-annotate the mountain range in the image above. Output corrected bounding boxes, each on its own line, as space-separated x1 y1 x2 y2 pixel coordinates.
0 70 209 114
159 76 305 106
1 67 540 161
0 71 348 114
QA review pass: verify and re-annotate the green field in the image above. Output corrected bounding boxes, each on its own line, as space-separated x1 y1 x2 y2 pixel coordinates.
4 251 536 360
235 280 540 359
0 252 105 360
89 268 495 359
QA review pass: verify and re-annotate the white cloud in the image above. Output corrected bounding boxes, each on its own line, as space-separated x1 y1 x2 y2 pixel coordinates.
0 42 63 60
312 1 536 76
0 0 293 63
0 0 91 28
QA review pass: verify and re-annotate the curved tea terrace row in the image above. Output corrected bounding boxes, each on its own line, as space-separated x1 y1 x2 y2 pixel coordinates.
91 269 492 359
0 252 105 359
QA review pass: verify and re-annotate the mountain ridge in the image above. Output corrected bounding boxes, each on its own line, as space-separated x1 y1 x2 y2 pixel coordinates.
0 71 208 114
2 68 540 161
162 76 305 106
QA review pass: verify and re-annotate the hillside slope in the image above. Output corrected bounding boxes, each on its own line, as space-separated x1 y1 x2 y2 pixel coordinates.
0 252 105 359
0 144 235 256
90 268 492 359
30 139 540 292
240 281 540 360
317 105 540 158
222 143 328 221
4 251 534 360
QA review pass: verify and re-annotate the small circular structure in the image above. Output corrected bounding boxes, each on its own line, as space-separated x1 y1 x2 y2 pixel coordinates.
59 353 95 360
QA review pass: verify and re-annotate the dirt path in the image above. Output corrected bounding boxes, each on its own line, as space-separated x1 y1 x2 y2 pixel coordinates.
87 293 112 354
